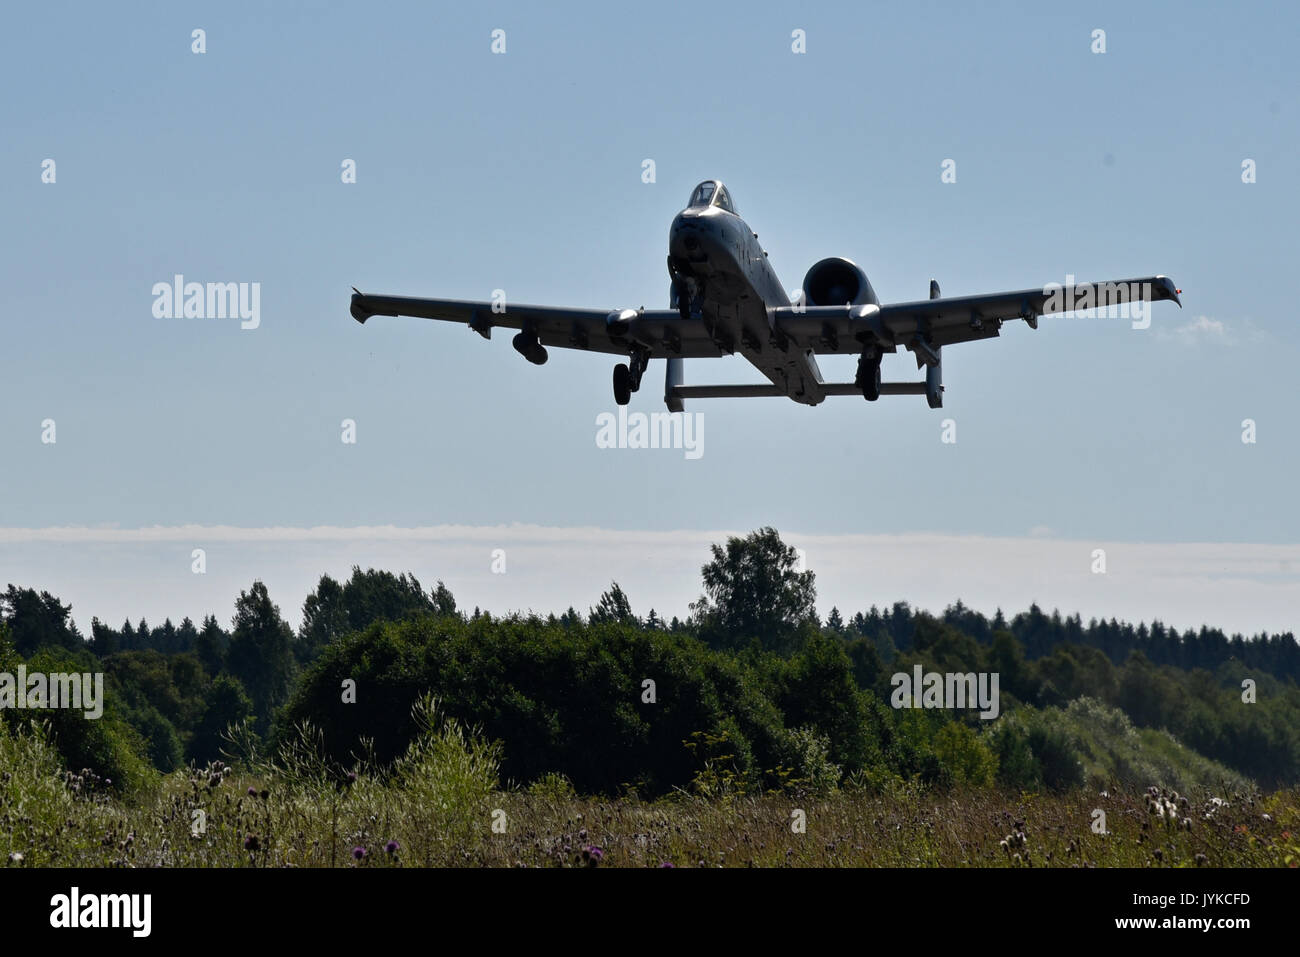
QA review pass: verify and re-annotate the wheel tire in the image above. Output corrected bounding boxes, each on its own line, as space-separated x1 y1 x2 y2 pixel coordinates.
613 363 632 406
863 360 881 401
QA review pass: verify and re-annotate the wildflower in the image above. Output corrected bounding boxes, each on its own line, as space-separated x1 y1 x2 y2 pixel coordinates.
352 846 367 861
7 852 24 865
248 787 258 797
243 835 260 852
1195 853 1208 867
385 840 400 855
659 861 675 868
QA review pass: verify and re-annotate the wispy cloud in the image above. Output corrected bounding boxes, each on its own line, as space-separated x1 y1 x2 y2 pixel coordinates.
1178 315 1229 341
1158 314 1265 346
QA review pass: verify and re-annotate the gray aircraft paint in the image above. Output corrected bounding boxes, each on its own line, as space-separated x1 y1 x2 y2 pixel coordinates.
351 180 1180 411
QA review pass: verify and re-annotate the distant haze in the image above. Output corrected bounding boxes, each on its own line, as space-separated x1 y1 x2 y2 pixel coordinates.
2 524 1294 639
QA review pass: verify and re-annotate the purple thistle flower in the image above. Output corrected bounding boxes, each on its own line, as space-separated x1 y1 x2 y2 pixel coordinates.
659 861 675 868
385 840 400 854
248 786 258 796
352 846 367 860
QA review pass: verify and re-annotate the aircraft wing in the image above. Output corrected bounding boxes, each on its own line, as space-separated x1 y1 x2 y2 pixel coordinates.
350 291 723 359
773 275 1182 355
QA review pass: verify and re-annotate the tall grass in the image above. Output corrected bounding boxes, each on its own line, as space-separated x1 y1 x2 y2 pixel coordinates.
2 708 1295 868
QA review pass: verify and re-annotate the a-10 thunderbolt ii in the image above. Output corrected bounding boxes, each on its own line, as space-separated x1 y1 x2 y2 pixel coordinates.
350 180 1180 411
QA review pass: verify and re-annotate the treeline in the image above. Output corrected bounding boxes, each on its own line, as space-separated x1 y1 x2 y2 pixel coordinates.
1 530 1297 797
14 562 1296 686
837 599 1300 685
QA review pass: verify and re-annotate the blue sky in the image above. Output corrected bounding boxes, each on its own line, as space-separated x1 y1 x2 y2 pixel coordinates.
2 1 1296 633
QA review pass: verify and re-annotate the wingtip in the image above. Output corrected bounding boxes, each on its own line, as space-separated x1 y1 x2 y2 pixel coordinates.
350 289 372 324
1156 275 1182 308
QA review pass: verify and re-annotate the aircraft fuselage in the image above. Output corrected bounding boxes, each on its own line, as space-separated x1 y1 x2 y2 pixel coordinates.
668 205 829 405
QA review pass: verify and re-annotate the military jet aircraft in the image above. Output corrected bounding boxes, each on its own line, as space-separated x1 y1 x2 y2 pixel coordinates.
351 180 1180 411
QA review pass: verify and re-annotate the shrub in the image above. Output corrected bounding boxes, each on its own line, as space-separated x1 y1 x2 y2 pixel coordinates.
932 721 998 788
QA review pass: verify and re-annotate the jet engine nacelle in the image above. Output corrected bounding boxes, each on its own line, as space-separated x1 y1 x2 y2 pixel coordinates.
606 308 638 337
801 257 880 307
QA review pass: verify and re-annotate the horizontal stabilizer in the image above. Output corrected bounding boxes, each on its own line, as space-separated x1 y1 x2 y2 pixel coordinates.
669 381 933 400
672 384 783 399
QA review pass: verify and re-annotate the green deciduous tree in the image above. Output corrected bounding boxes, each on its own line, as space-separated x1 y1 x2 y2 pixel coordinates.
225 581 295 733
0 585 82 654
187 674 255 763
692 527 816 655
589 581 637 626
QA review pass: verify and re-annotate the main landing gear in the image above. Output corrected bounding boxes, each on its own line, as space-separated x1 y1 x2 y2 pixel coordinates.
613 346 651 406
856 348 881 401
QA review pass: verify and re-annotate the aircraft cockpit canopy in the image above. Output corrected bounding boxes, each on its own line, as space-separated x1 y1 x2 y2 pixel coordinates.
688 181 737 215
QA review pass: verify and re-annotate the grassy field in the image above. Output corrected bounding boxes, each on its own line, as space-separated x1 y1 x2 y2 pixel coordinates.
4 707 1298 869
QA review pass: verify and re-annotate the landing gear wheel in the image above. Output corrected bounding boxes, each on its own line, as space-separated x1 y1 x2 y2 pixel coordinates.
857 351 881 401
613 363 632 406
863 361 881 401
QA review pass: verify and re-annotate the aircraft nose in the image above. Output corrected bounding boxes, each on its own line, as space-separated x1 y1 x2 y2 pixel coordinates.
670 210 709 262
